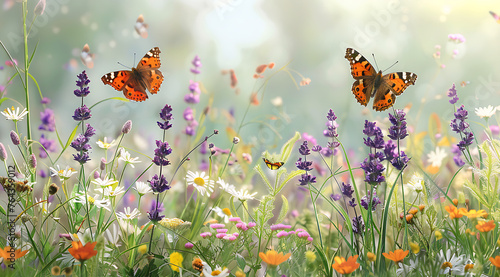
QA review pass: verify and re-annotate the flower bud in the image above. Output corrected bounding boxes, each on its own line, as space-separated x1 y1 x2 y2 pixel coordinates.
100 158 106 171
121 120 132 134
94 171 100 179
418 204 425 211
233 137 240 144
10 131 20 145
49 183 59 195
0 143 7 161
408 207 419 215
29 153 37 169
452 198 458 206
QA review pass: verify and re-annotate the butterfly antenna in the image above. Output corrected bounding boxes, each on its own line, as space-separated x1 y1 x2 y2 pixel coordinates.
383 61 399 72
117 62 132 70
372 53 380 71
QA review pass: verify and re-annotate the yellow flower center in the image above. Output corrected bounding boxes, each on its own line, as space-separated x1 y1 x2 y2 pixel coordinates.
87 196 95 205
441 262 453 269
212 270 221 276
465 264 474 272
222 208 232 216
194 177 205 186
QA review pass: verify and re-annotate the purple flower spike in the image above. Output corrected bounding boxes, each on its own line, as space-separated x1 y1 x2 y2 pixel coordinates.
351 215 365 234
72 105 91 121
388 109 408 140
447 84 458 104
190 55 202 74
148 174 170 193
360 190 382 211
74 70 91 97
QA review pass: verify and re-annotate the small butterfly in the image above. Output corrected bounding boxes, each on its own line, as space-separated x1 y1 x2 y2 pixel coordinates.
134 14 149 38
490 11 500 23
263 158 284 170
80 43 94 69
345 48 417 111
101 47 164 102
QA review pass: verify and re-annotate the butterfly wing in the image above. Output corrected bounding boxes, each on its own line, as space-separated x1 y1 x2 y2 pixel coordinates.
372 72 417 111
101 70 149 102
136 47 164 95
345 48 376 107
263 158 284 170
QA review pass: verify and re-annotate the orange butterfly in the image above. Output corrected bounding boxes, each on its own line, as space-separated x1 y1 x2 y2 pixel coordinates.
101 47 164 102
345 48 417 111
263 158 284 170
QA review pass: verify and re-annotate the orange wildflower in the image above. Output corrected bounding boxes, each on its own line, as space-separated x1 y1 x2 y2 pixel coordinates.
259 250 291 267
408 207 419 215
68 241 98 262
418 204 425 211
0 246 29 265
490 256 500 269
463 209 488 219
256 64 268 74
332 255 360 275
444 205 466 219
476 220 495 233
382 249 409 264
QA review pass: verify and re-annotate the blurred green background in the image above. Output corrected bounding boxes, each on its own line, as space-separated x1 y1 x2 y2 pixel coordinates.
0 0 499 164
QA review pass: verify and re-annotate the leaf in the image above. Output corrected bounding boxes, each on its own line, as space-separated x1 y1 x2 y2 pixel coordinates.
254 195 275 226
236 253 246 271
276 169 305 193
280 131 301 162
254 163 272 192
275 195 289 224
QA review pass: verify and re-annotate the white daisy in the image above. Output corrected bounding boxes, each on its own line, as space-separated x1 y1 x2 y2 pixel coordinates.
405 173 424 193
217 178 236 194
34 197 53 217
230 188 257 201
105 224 122 247
96 137 117 149
101 186 125 198
437 249 466 275
92 176 118 188
396 258 418 276
475 105 496 119
117 218 139 236
201 261 229 277
186 171 214 197
135 181 152 196
73 192 111 212
1 106 28 121
49 165 77 181
118 148 141 168
212 206 231 223
427 147 447 167
116 207 141 220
